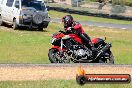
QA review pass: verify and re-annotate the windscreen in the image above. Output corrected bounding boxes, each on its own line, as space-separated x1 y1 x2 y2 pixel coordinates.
22 0 46 10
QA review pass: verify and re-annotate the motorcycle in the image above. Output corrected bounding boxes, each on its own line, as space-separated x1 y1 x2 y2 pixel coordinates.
48 30 114 63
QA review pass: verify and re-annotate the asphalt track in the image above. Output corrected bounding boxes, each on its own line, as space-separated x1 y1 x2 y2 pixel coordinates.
0 63 132 67
51 18 132 30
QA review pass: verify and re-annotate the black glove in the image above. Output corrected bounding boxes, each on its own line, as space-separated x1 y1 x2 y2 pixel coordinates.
66 27 74 34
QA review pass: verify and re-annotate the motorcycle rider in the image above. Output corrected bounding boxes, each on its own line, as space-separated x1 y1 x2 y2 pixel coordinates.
62 15 97 51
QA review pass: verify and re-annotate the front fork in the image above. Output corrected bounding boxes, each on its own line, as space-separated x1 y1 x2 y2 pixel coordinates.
59 39 64 62
60 39 69 63
60 39 63 52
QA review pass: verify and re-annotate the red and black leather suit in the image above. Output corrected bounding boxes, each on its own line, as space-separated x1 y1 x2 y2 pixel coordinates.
62 15 94 50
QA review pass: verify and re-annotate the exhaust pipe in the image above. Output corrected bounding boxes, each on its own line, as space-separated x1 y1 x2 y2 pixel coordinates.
96 43 112 58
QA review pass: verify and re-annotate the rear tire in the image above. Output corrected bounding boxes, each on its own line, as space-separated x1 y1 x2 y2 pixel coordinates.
43 21 49 28
107 52 114 64
38 28 43 31
100 51 114 64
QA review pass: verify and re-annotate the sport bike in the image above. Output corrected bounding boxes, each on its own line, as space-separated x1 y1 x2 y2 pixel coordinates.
48 30 114 63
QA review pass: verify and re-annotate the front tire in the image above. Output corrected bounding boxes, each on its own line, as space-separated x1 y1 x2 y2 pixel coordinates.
13 19 18 30
48 48 70 63
0 15 3 26
48 49 59 63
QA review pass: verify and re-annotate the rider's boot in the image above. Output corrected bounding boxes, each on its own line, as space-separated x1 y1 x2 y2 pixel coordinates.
80 33 97 52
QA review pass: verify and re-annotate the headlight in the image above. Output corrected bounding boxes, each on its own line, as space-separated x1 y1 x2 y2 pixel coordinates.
62 35 70 40
51 38 56 44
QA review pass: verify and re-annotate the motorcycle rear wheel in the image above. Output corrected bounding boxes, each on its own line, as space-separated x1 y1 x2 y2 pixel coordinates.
99 51 114 64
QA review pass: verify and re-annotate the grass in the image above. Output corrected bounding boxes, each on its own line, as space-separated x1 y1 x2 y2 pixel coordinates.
0 22 132 64
126 0 132 6
49 10 132 25
126 0 132 3
0 23 61 63
0 80 131 88
86 26 132 64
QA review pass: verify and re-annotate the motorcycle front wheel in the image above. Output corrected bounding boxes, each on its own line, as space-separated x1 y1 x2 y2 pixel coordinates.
48 49 70 63
48 49 59 63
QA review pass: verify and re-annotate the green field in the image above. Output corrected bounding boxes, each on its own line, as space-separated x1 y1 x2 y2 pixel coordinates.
49 10 132 25
0 80 131 88
126 0 132 6
0 22 132 64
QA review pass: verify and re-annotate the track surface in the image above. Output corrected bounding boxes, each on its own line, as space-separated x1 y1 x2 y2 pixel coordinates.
51 18 132 29
0 64 132 81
